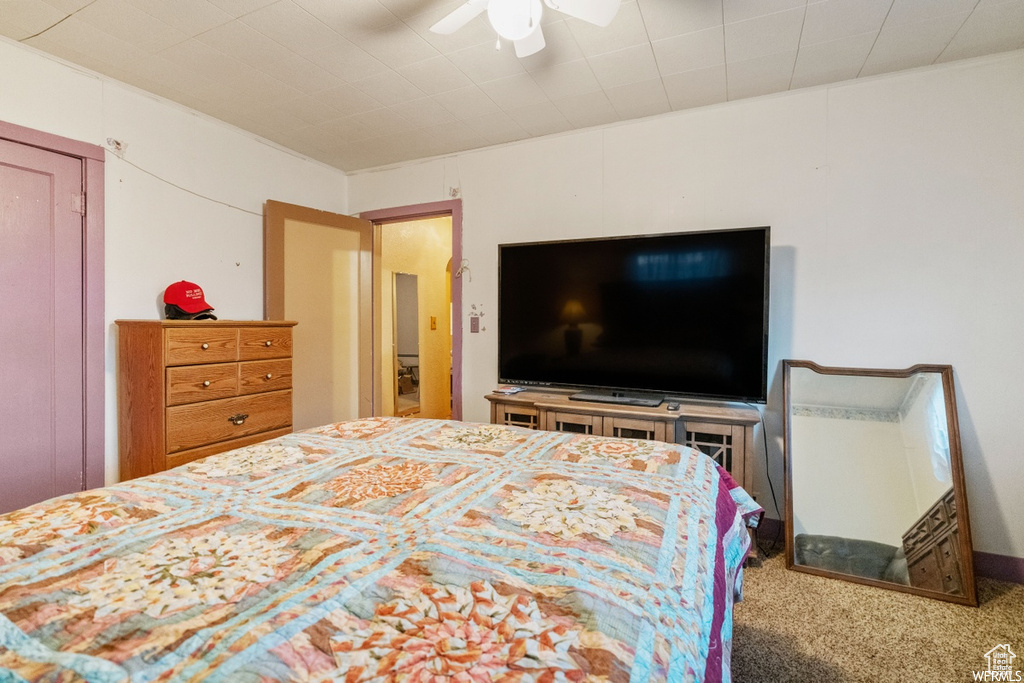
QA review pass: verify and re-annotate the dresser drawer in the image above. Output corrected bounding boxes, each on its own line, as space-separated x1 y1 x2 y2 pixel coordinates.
943 488 957 521
166 363 238 406
926 501 949 533
937 533 962 594
239 359 292 395
165 328 238 366
903 518 931 557
239 327 292 360
907 548 944 592
165 390 292 453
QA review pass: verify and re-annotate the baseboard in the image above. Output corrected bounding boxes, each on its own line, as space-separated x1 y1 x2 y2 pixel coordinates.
974 551 1024 585
753 518 1024 585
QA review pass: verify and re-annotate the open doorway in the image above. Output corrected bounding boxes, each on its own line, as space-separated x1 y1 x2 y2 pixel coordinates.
377 216 452 420
361 200 463 421
266 199 461 423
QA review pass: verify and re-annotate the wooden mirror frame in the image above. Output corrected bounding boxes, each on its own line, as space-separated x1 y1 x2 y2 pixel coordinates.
783 360 978 606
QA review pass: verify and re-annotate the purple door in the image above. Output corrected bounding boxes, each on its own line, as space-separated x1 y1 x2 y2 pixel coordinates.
0 138 85 513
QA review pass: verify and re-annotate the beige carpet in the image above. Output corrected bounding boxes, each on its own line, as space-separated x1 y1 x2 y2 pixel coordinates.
732 551 1024 682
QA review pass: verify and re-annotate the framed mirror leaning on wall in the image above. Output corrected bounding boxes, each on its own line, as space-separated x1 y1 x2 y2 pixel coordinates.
783 361 977 606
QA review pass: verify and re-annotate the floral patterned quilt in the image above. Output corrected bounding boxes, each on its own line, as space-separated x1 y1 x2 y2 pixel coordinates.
0 417 761 682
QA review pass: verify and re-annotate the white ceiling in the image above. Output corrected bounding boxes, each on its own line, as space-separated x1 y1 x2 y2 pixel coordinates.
3 0 1023 172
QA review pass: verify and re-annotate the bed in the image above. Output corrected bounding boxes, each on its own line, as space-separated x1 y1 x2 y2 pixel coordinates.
0 417 761 682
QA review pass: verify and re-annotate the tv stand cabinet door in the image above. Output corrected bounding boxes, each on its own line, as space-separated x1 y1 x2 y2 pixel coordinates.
603 416 669 442
544 411 600 435
678 419 752 494
490 401 540 430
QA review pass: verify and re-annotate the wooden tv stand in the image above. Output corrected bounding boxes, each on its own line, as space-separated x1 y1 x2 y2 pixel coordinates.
485 388 760 497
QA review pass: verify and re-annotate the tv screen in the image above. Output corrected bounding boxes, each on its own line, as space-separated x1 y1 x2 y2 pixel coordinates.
498 227 770 403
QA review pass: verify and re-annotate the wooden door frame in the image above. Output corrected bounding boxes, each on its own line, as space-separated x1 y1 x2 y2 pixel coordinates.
359 200 463 421
0 119 105 490
263 199 374 417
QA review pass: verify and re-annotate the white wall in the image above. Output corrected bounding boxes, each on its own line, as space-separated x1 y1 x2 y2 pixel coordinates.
347 51 1024 560
0 38 348 483
791 415 918 545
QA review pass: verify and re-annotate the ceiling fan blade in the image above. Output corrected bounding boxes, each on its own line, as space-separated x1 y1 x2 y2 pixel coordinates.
430 0 489 34
544 0 619 27
514 24 546 58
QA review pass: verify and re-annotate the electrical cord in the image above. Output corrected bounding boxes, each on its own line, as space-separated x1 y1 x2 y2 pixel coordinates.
107 150 262 217
748 402 783 558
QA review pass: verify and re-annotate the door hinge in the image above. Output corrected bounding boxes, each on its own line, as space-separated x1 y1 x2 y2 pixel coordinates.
71 193 86 215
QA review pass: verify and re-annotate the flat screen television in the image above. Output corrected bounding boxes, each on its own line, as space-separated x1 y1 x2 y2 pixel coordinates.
498 226 770 404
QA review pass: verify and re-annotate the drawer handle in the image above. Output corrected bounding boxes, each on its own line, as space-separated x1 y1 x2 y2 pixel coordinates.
265 340 272 347
203 380 211 387
265 373 273 379
201 343 209 350
228 413 249 426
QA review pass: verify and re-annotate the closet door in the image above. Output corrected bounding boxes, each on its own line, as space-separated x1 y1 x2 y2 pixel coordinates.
0 138 85 513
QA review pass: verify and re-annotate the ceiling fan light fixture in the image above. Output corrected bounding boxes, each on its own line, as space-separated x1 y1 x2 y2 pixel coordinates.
487 0 543 41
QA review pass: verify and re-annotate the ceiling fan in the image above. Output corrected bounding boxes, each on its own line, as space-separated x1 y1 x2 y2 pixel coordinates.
430 0 620 58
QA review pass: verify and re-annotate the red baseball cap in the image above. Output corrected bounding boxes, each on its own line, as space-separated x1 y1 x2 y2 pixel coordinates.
163 281 213 314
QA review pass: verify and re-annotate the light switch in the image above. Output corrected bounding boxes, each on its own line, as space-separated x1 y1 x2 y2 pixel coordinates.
430 316 437 330
470 315 479 333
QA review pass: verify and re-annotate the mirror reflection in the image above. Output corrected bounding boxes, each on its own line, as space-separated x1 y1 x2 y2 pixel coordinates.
784 361 977 605
393 272 420 417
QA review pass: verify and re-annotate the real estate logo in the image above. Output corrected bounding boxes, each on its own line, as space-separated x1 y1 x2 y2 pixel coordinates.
973 644 1021 681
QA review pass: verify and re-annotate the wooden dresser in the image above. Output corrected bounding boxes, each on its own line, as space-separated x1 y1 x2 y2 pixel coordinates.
902 487 963 595
116 320 297 480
